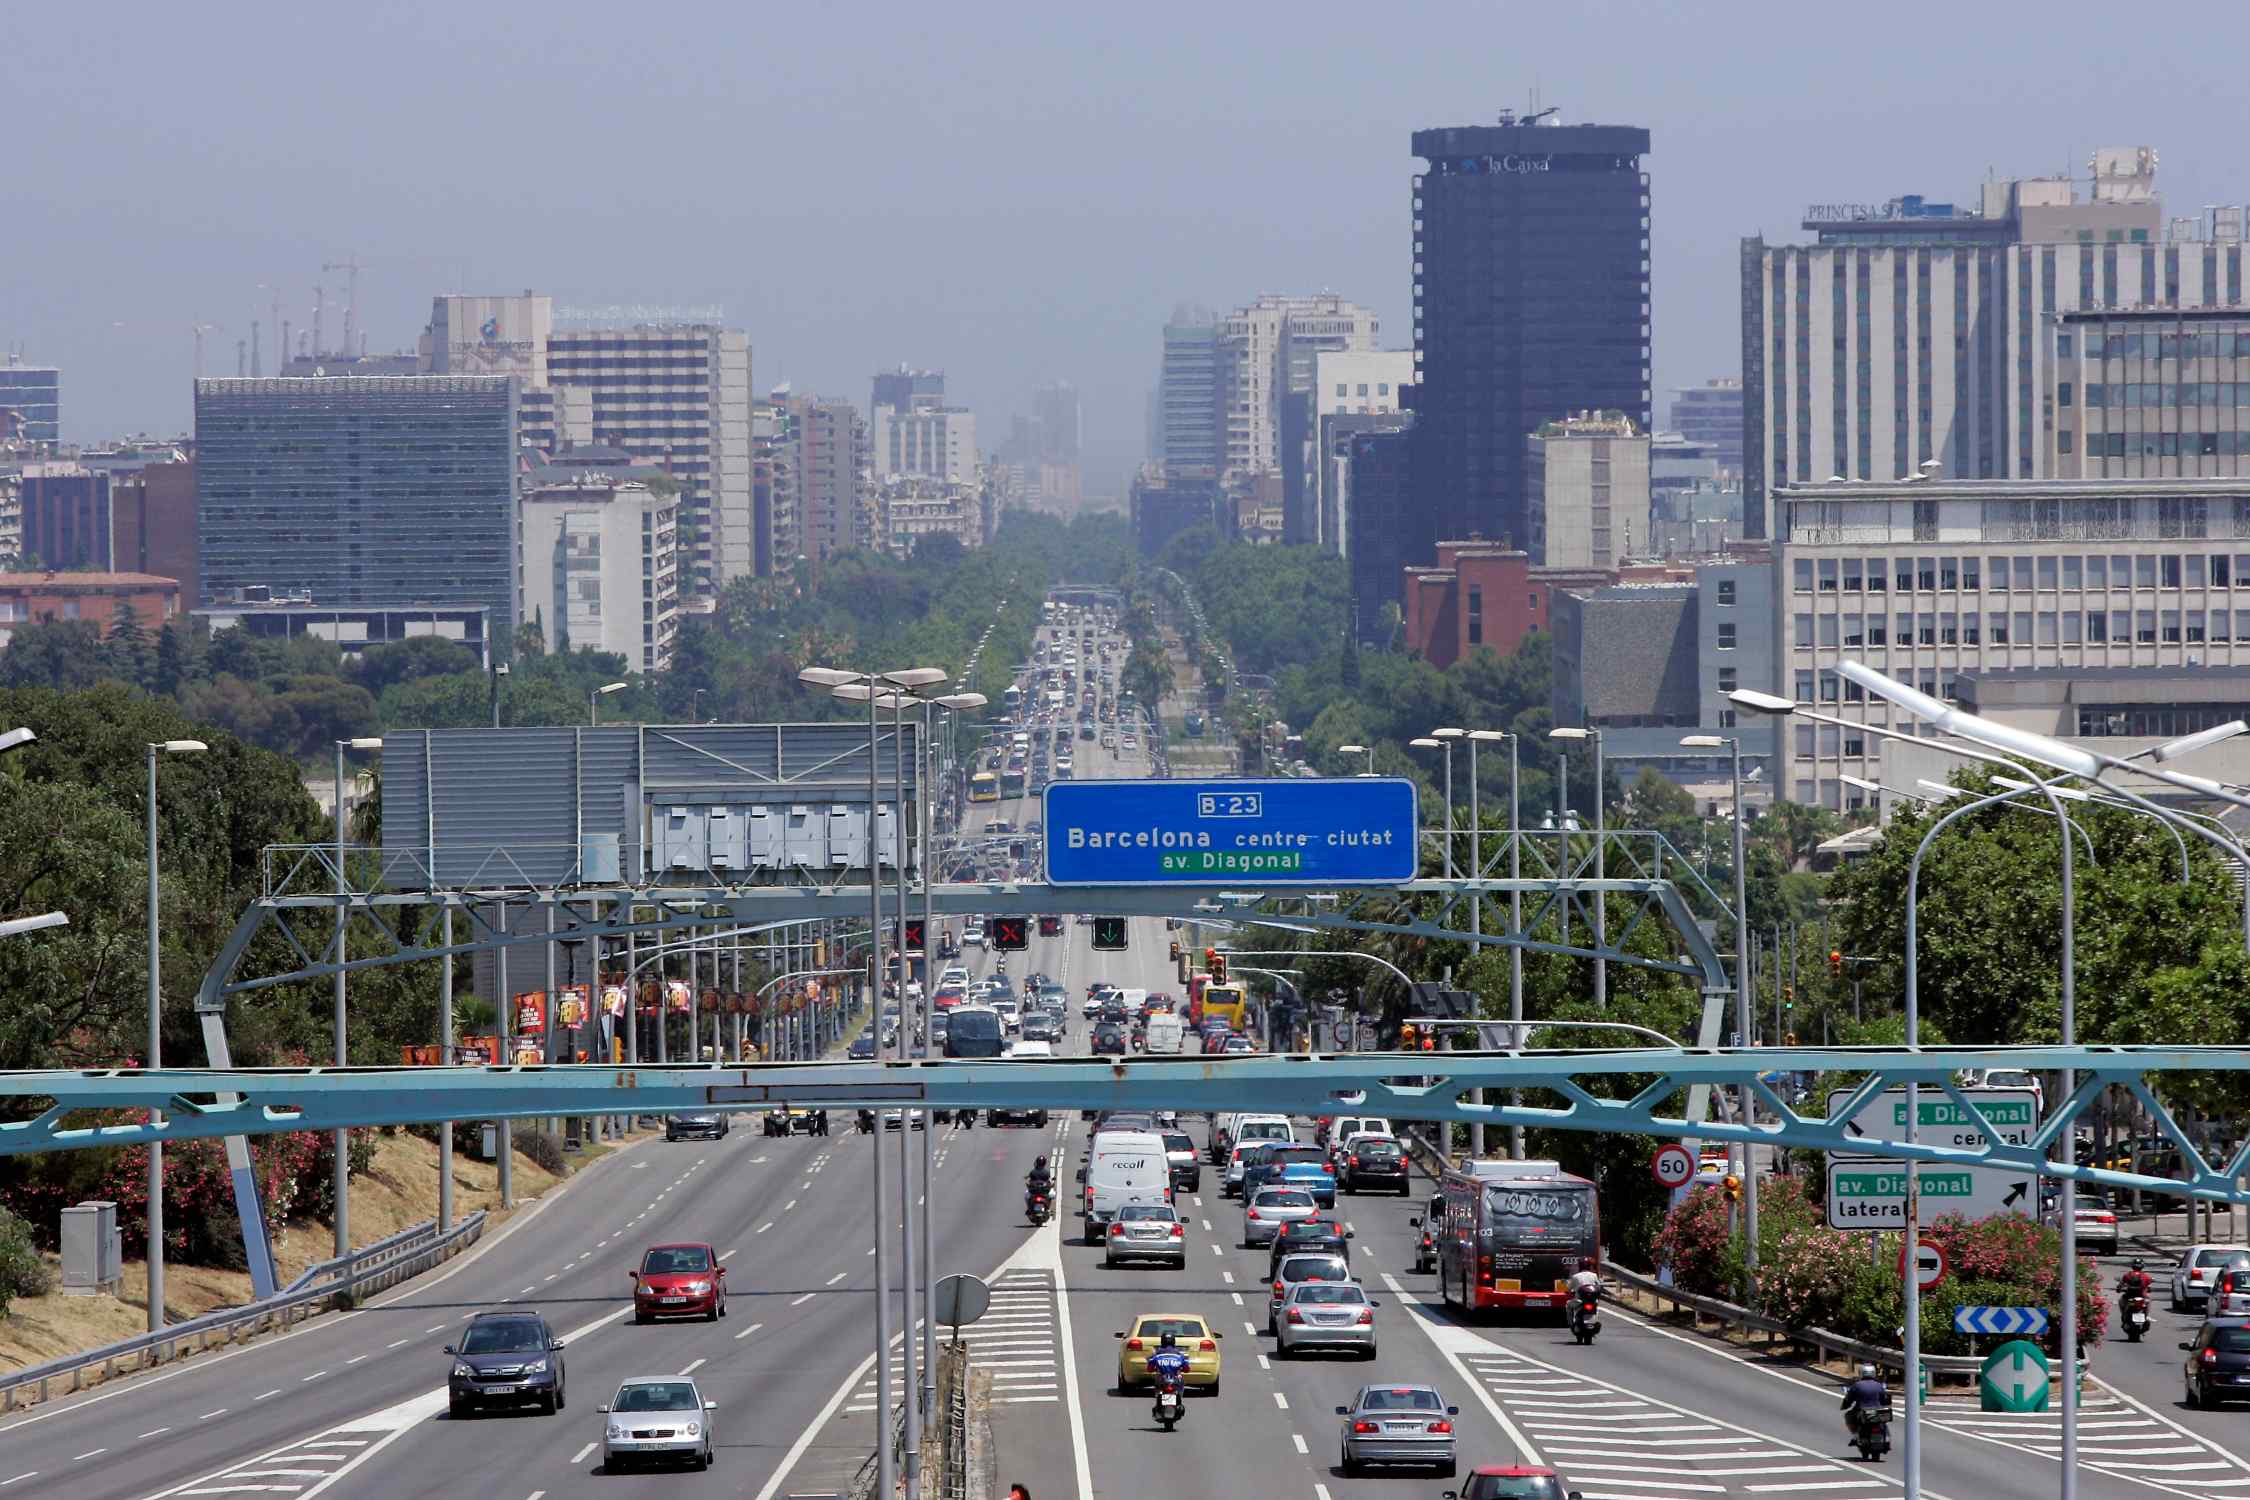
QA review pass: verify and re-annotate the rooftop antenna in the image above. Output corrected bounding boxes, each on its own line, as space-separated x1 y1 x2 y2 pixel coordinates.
323 254 362 363
192 322 219 379
311 284 325 361
250 319 262 377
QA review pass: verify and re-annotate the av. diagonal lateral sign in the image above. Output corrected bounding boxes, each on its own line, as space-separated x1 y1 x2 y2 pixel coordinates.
1825 1156 2038 1231
1041 777 1419 887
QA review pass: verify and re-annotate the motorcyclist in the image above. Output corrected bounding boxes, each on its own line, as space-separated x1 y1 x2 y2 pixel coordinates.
1025 1155 1054 1216
1840 1362 1888 1435
1568 1256 1603 1299
2119 1258 2154 1301
1146 1331 1191 1407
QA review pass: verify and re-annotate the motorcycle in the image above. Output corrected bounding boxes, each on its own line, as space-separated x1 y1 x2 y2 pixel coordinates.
2122 1289 2151 1343
1850 1403 1893 1463
1027 1190 1052 1226
1151 1373 1185 1431
1569 1284 1602 1345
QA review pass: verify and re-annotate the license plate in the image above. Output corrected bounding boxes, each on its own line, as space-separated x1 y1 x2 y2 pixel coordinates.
1525 1296 1551 1306
1383 1421 1421 1431
661 1296 687 1304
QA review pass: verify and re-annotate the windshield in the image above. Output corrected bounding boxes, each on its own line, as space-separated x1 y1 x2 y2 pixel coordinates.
1134 1318 1207 1341
1119 1205 1175 1222
1361 1387 1442 1411
460 1320 547 1354
1162 1133 1195 1154
1294 1284 1367 1305
1467 1479 1566 1500
1355 1140 1402 1158
1270 1147 1326 1165
641 1246 712 1274
614 1381 699 1412
2196 1249 2250 1268
1254 1189 1315 1209
1279 1256 1349 1282
1480 1183 1596 1250
2213 1329 2250 1352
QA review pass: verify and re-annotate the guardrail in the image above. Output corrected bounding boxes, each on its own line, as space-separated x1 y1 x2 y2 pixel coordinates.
0 1211 486 1412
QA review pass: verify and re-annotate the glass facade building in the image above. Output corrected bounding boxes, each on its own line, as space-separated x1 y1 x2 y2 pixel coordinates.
193 377 517 637
0 362 60 443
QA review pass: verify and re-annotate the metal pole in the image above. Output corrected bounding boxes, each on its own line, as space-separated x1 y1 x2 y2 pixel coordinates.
1440 741 1455 879
440 904 454 1230
1731 738 1757 1304
2057 786 2079 1500
919 698 938 1422
865 676 894 1500
892 693 921 1491
1508 733 1523 1160
145 747 164 1332
332 743 349 1258
1592 729 1607 1010
1468 733 1483 1160
497 903 513 1208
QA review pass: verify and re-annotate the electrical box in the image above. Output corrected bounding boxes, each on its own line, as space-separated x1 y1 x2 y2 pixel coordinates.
872 804 900 869
784 804 829 868
825 804 866 869
60 1200 121 1296
746 805 781 869
707 807 747 871
656 805 708 871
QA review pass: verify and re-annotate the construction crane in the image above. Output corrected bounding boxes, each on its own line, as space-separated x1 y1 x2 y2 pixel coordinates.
323 255 362 359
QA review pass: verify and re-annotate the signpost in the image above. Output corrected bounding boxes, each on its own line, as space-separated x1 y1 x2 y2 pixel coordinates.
1041 778 1419 887
1979 1340 2052 1413
1901 1237 1947 1292
1825 1158 2037 1231
1955 1305 2050 1338
933 1273 991 1336
1828 1087 2039 1150
1651 1144 1695 1190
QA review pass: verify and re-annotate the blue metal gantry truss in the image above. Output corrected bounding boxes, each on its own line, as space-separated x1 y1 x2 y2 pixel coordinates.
9 1044 2250 1209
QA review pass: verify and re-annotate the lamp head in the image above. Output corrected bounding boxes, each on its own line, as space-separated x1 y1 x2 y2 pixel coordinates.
1548 727 1591 742
1728 689 1797 715
1678 735 1727 749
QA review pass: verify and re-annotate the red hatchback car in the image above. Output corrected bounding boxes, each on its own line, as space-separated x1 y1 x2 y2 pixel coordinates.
631 1243 727 1323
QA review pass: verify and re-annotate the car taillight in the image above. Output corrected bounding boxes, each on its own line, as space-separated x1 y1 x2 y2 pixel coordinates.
1110 1223 1124 1236
1246 1208 1259 1219
1273 1281 1286 1296
1356 1307 1374 1325
1169 1224 1184 1237
1126 1338 1144 1350
1353 1420 1379 1433
2097 1213 2116 1225
1349 1156 1360 1167
1430 1420 1453 1433
1198 1338 1215 1350
1286 1309 1305 1324
2204 1348 2220 1365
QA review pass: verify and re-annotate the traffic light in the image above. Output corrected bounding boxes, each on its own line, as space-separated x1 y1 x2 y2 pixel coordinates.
1399 1021 1418 1051
1209 951 1226 982
903 919 926 953
1724 1173 1743 1203
1092 916 1128 951
1176 953 1191 985
1784 1031 1800 1047
1829 949 1844 978
1169 939 1182 962
991 915 1029 951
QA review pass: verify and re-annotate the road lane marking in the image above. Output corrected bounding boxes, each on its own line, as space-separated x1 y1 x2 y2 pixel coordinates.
253 1390 280 1401
344 1355 366 1365
199 1410 226 1420
301 1372 325 1382
734 1320 765 1341
0 1475 34 1488
827 1272 848 1285
571 1440 598 1463
756 1221 773 1234
1292 1433 1308 1454
791 1292 817 1305
784 1198 798 1211
386 1339 410 1349
1273 1391 1286 1408
71 1448 105 1461
681 1358 706 1375
141 1427 172 1438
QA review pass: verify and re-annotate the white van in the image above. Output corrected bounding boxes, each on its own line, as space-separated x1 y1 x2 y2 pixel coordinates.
1142 1011 1186 1055
1116 988 1149 1016
1325 1115 1395 1150
1083 1129 1170 1238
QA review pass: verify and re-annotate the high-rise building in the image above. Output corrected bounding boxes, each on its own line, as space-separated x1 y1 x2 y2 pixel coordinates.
0 358 60 444
518 475 679 671
753 400 799 577
1129 467 1222 558
545 324 753 592
870 404 978 484
1158 306 1220 473
1737 146 2250 538
422 294 553 383
1669 379 1744 472
1408 113 1653 567
17 458 198 600
872 367 945 417
1528 412 1652 571
193 377 517 637
775 393 870 562
1218 293 1378 489
1296 349 1414 549
1034 381 1080 464
1347 424 1416 640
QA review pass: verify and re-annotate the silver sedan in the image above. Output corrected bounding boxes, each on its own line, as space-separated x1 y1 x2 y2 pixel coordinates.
601 1376 715 1471
1277 1280 1378 1359
1336 1382 1458 1475
1242 1186 1320 1248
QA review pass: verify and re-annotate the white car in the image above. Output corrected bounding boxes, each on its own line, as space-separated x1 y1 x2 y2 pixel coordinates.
602 1376 716 1471
939 965 970 989
2173 1245 2250 1312
963 922 987 948
992 998 1022 1034
1243 1185 1321 1247
1277 1281 1378 1360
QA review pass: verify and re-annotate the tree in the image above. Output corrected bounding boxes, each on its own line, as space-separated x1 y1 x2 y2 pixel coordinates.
102 601 153 689
152 621 194 697
352 637 478 697
0 618 106 691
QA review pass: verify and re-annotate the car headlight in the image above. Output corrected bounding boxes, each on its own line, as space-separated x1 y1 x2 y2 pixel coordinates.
607 1423 628 1440
683 1280 711 1293
453 1362 474 1379
524 1359 548 1375
684 1422 701 1437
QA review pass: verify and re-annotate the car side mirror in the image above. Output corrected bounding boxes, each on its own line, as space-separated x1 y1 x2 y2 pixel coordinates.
705 1400 717 1410
1345 1230 1356 1239
1409 1217 1422 1227
551 1340 566 1351
629 1271 640 1281
2181 1341 2196 1350
1442 1492 1459 1500
597 1403 610 1413
441 1345 456 1356
1113 1331 1125 1339
1447 1405 1460 1415
1334 1405 1349 1415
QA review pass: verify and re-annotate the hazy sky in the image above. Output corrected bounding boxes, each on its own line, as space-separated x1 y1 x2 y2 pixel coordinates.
10 1 2248 494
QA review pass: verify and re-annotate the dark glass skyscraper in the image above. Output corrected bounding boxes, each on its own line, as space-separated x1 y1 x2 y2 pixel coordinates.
1406 116 1651 569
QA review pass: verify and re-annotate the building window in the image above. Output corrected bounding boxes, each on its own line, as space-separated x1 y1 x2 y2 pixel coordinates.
1840 560 1861 592
2087 611 2106 642
1718 667 1737 693
1466 585 1483 645
1717 579 1737 605
2163 555 2183 588
1718 622 1738 650
1913 500 1939 541
2059 430 2074 455
1819 671 1840 702
1866 557 1888 592
1794 559 1813 593
2038 556 2058 590
2058 381 2074 407
2063 555 2082 589
2137 609 2157 643
1989 612 2010 644
1940 557 1959 590
1718 709 1737 729
1795 670 1814 701
1819 559 1839 591
1962 556 1981 590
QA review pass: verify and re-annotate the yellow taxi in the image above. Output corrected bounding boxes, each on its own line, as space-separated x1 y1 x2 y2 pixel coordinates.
1115 1311 1222 1391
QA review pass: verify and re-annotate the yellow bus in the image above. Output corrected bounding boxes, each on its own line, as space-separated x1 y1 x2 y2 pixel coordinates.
969 771 1000 803
1198 983 1249 1033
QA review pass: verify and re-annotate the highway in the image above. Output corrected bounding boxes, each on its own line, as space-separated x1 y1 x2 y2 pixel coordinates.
19 605 2250 1500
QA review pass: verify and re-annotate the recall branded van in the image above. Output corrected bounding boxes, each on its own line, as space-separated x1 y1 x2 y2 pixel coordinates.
1082 1129 1170 1239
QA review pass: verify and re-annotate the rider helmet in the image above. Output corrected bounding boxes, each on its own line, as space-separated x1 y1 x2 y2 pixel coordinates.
2131 1257 2145 1271
1857 1362 1878 1380
1159 1332 1179 1348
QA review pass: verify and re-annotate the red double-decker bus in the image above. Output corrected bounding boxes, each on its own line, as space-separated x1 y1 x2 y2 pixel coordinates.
1434 1159 1601 1320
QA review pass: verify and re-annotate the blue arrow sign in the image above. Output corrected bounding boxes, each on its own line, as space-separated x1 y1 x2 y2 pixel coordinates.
1041 777 1419 887
1954 1305 2050 1337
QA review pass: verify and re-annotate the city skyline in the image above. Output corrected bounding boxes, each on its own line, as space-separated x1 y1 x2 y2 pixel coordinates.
9 3 2247 497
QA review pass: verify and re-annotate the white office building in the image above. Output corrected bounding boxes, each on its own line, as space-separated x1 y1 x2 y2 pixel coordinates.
1304 349 1414 550
870 404 977 484
519 476 680 671
1529 414 1651 571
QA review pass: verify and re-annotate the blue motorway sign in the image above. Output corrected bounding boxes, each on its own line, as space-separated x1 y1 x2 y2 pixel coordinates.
1041 777 1419 887
1954 1305 2049 1337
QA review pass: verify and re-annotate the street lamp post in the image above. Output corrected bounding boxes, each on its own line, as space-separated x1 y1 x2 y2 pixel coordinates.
1336 742 1375 776
1472 729 1522 1158
1432 729 1462 877
590 681 627 725
1682 733 1756 1303
1549 727 1606 1007
145 737 206 1332
331 736 382 1259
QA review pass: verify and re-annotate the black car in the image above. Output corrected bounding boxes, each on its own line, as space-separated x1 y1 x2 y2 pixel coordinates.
988 1104 1052 1127
2185 1318 2250 1406
665 1111 728 1142
1266 1220 1353 1279
1339 1136 1410 1195
447 1310 566 1417
1411 1194 1443 1273
847 1036 877 1060
1021 1014 1062 1044
1091 1022 1129 1056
